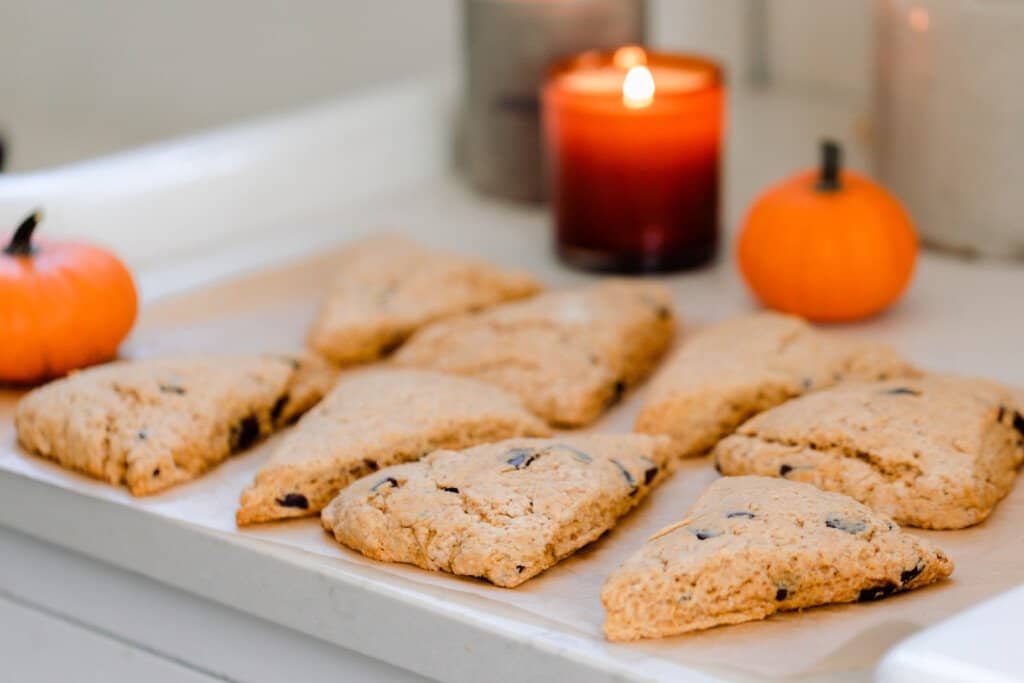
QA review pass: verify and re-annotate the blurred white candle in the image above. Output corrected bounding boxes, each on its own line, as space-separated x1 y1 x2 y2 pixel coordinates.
875 0 1024 258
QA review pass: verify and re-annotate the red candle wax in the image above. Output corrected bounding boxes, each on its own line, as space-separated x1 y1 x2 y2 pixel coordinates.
542 48 725 272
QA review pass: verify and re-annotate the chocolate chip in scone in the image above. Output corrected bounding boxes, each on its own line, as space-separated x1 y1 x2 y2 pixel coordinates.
726 511 756 519
1013 411 1024 439
152 468 160 477
230 415 261 452
775 587 789 601
363 458 379 472
276 493 309 509
858 584 897 602
159 383 186 395
996 406 1006 423
900 563 924 584
551 443 592 463
506 448 539 469
515 565 526 574
441 486 460 493
801 377 813 391
611 459 637 495
137 429 148 441
714 458 722 474
371 477 399 492
881 387 921 396
779 464 794 477
643 465 659 485
270 393 290 423
692 529 719 540
606 379 627 407
825 515 867 534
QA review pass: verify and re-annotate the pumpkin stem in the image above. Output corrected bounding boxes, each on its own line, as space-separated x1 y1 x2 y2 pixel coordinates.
817 140 842 192
4 211 42 256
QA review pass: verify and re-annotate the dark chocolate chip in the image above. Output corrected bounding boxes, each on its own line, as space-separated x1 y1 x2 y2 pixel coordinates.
692 529 719 540
714 458 722 474
276 493 309 509
779 464 793 477
997 406 1006 423
371 477 399 492
656 306 672 321
152 468 160 477
270 394 290 423
378 335 405 356
506 448 539 469
230 415 261 452
901 564 924 584
137 429 148 441
1013 411 1024 439
363 458 379 472
643 466 659 485
881 387 921 396
726 511 756 519
442 487 460 494
552 444 592 462
826 515 867 534
515 565 525 574
801 377 813 391
611 459 637 495
606 380 627 407
159 384 186 395
858 584 897 602
775 588 789 601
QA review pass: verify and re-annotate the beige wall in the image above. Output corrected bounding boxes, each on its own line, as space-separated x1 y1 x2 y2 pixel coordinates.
0 0 870 171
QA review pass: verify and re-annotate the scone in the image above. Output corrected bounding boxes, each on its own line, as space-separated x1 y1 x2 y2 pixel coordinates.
15 353 336 495
308 235 542 365
713 375 1024 529
635 312 916 457
601 476 953 641
392 280 676 427
322 434 673 587
236 368 550 525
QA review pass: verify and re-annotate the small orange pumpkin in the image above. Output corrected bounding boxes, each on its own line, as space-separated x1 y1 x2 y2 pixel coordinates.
737 141 918 322
0 211 138 383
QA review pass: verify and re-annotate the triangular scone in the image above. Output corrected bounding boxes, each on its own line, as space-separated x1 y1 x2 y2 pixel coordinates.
236 368 551 525
15 353 336 496
635 312 916 457
322 434 673 587
307 235 542 365
601 476 953 641
714 375 1024 529
393 281 676 427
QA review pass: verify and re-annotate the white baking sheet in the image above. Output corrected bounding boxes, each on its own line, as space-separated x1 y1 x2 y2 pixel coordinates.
3 225 1023 681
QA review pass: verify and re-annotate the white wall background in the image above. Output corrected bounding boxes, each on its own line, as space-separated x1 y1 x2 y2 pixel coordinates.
0 0 871 172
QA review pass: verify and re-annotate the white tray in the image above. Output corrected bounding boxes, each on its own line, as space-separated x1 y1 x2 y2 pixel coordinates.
2 80 1023 683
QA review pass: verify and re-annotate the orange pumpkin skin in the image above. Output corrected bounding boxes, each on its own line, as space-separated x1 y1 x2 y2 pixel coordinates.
737 167 918 323
0 216 138 384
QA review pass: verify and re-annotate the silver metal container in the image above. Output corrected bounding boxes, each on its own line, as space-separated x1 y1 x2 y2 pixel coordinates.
875 0 1024 258
462 0 646 202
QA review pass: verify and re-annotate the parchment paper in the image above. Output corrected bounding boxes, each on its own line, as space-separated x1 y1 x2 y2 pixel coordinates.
1 243 1021 681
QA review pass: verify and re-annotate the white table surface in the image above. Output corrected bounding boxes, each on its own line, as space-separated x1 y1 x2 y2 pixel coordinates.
1 79 1022 683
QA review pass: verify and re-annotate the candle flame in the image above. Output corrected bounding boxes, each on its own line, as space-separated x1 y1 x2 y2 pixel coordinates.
622 65 655 109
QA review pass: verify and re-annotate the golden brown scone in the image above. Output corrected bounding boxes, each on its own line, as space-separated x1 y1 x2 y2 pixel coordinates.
393 280 676 427
602 476 953 641
635 312 916 457
713 375 1024 529
308 235 542 365
15 353 337 495
322 434 673 587
237 368 550 525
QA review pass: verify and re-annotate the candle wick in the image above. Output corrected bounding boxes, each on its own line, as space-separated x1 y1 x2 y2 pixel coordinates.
817 140 842 192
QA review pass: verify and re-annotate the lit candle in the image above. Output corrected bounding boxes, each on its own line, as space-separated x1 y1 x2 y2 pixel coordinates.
542 47 725 272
